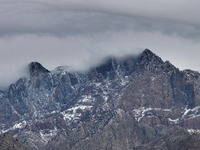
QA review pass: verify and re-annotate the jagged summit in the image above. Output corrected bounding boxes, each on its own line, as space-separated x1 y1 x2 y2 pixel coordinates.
27 49 172 78
142 48 154 54
28 62 49 76
139 49 163 64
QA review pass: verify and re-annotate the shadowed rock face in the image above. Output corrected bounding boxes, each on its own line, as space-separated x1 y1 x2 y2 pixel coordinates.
0 133 27 150
135 130 200 150
28 62 50 76
1 49 200 149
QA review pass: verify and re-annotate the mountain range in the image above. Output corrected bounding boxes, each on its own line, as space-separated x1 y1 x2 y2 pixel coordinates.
1 49 200 149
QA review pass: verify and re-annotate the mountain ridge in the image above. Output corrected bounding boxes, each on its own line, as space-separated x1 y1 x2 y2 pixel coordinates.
25 49 170 76
1 49 200 149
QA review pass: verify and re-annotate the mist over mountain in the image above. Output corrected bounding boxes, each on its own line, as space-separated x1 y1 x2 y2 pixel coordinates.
0 49 200 149
1 1 200 88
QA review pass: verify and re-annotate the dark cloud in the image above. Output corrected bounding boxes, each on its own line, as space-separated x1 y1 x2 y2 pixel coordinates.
0 0 200 87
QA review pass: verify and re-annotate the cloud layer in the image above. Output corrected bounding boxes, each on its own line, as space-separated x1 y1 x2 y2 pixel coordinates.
0 0 200 87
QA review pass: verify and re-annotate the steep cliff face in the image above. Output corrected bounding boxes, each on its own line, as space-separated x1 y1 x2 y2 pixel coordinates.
118 50 200 130
1 49 200 149
120 50 192 110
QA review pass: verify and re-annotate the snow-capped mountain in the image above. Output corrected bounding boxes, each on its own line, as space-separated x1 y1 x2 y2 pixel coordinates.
1 49 200 149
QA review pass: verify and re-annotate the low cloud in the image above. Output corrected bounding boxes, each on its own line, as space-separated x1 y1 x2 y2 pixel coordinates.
0 0 200 87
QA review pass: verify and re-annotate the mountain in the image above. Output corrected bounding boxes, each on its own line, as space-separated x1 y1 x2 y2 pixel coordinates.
0 49 200 149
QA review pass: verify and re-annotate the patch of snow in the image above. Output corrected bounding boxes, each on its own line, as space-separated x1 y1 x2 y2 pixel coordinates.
133 107 172 122
0 121 27 134
40 127 58 143
151 77 155 81
191 106 200 113
45 93 49 97
163 108 172 112
94 83 101 87
168 118 179 124
182 106 200 119
61 112 75 121
187 129 200 135
69 105 92 112
0 124 6 129
103 91 108 95
107 82 111 86
79 95 94 103
61 105 92 121
153 108 172 112
1 129 10 134
12 121 27 130
103 95 109 101
132 107 152 122
124 76 129 79
182 108 191 118
50 110 59 114
121 79 129 86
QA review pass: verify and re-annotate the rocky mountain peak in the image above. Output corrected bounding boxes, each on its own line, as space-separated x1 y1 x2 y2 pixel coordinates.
1 49 200 150
142 48 154 55
134 49 165 72
28 62 49 76
140 49 163 64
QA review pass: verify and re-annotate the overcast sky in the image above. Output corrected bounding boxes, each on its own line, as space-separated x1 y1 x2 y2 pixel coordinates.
0 0 200 87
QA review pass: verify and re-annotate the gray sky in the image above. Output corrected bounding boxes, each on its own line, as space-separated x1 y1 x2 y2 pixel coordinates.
0 0 200 87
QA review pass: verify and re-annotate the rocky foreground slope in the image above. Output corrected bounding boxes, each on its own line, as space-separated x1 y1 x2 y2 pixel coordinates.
0 133 27 150
1 49 200 149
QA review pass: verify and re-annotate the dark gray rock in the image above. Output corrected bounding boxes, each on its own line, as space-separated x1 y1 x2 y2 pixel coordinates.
0 133 28 150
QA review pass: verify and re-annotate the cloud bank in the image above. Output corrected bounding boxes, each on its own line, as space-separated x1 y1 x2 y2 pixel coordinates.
0 0 200 87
